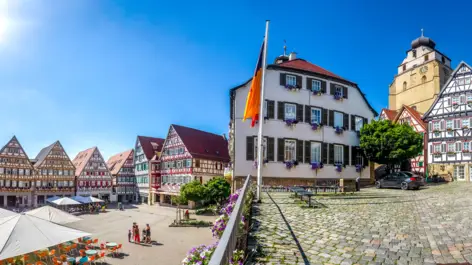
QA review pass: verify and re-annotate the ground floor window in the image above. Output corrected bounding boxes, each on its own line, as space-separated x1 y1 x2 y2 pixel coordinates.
454 165 465 180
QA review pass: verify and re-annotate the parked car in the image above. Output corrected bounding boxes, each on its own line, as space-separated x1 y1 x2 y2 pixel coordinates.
375 171 425 190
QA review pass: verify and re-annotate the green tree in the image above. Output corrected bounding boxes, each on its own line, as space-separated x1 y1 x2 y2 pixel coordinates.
180 180 208 202
360 119 423 172
205 177 231 204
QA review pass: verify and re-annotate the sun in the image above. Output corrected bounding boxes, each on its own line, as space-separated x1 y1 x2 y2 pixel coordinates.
0 16 10 42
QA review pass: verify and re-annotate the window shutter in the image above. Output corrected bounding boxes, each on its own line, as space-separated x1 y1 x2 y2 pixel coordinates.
343 86 348 99
321 143 328 164
328 144 334 164
364 118 368 127
447 98 452 105
297 140 304 163
441 120 445 130
277 138 285 162
329 110 334 127
304 141 311 163
351 115 356 131
267 137 274 161
277 102 285 120
296 75 302 89
343 113 349 129
322 108 328 126
305 105 311 123
441 143 446 153
306 78 312 90
280 73 287 86
246 136 254 161
351 146 357 165
343 145 349 166
296 104 303 122
321 80 327 93
267 100 275 119
428 122 432 131
330 83 335 95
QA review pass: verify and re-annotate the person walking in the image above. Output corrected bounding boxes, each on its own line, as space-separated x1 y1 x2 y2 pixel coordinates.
134 224 140 243
356 176 361 192
145 224 151 244
128 229 132 243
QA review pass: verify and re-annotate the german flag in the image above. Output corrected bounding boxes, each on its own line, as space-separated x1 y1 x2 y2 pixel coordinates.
243 43 265 127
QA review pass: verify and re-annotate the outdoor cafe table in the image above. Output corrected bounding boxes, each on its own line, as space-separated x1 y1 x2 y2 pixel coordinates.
298 191 315 207
106 242 117 248
85 250 97 256
67 256 76 263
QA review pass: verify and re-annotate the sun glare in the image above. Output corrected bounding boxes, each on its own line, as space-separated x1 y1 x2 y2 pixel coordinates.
0 16 10 42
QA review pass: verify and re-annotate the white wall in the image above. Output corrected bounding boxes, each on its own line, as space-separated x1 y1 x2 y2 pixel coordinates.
233 68 375 180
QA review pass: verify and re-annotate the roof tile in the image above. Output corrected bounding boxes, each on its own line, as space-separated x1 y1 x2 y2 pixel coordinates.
106 149 134 175
137 136 165 160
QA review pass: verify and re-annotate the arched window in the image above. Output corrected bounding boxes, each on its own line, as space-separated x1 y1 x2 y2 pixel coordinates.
403 81 407 91
422 75 427 84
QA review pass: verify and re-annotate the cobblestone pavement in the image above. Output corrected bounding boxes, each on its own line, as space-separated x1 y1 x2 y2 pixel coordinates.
249 183 472 265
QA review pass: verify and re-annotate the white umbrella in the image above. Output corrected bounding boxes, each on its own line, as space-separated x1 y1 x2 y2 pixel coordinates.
25 206 82 224
87 196 104 203
46 196 61 203
0 213 90 260
51 197 81 206
74 196 104 204
70 195 87 203
0 208 15 218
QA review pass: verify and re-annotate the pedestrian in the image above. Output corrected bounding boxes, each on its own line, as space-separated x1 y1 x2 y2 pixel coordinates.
134 224 140 243
146 224 151 244
128 229 132 242
142 228 146 243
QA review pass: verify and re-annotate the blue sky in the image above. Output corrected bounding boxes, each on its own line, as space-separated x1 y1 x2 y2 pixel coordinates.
1 0 472 159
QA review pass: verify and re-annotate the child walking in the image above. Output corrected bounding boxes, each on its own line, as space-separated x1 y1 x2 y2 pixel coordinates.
128 229 132 242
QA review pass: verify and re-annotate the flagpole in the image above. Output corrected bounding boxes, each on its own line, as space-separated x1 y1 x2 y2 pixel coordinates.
256 20 269 202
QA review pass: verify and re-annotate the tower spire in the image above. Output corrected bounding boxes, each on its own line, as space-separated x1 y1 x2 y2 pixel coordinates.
421 28 424 37
283 40 287 56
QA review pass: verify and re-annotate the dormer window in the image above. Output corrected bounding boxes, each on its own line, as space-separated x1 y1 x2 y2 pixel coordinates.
286 75 297 87
412 50 417 58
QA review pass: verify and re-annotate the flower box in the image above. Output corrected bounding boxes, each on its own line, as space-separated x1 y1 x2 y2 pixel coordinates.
446 127 453 131
463 149 470 153
355 164 362 172
334 93 343 101
432 129 441 133
311 162 323 170
433 151 442 156
311 123 322 131
335 164 343 172
446 151 456 155
463 126 469 130
253 159 269 168
285 84 300 91
284 119 299 127
334 126 344 134
312 90 322 96
285 160 298 169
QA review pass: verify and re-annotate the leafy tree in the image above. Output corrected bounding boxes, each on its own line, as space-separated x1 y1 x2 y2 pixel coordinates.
360 119 423 172
180 181 208 202
205 177 231 204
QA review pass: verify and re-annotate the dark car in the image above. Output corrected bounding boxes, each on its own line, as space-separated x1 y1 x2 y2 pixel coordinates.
375 171 425 190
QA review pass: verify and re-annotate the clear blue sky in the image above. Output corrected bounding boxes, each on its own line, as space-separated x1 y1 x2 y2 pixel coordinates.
1 0 472 159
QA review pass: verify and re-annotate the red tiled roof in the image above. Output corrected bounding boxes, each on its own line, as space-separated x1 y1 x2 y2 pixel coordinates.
72 147 96 176
172 124 230 162
137 136 165 161
381 109 398 120
277 59 350 83
106 149 134 175
398 105 426 130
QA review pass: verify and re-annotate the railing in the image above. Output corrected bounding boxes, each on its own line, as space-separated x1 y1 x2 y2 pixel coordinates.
209 175 251 265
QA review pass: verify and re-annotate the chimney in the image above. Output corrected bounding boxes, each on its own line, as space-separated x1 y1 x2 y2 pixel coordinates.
289 52 297 61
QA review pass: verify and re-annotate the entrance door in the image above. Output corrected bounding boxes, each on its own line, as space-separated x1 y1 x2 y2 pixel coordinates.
0 196 4 206
7 196 16 207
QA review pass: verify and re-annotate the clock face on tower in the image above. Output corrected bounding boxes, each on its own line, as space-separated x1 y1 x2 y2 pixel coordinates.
420 66 428 73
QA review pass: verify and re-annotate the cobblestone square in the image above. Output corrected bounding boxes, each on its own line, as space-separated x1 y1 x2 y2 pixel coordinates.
249 183 472 264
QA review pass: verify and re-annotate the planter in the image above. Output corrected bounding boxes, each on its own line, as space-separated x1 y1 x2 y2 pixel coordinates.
285 84 300 91
312 90 322 96
311 123 322 131
335 126 344 134
311 162 323 170
285 119 299 127
335 164 343 172
285 160 298 169
446 128 453 131
334 93 343 101
447 152 456 155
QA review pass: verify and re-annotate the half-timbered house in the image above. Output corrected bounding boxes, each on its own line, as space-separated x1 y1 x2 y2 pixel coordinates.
72 147 113 200
134 136 164 204
379 109 397 121
229 52 377 189
156 124 230 204
424 62 472 182
0 136 35 207
32 141 76 205
107 149 135 203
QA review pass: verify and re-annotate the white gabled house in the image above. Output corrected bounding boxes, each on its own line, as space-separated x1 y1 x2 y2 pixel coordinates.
423 61 472 181
229 52 378 189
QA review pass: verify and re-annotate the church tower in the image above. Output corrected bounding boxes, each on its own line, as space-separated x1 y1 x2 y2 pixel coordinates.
389 31 453 114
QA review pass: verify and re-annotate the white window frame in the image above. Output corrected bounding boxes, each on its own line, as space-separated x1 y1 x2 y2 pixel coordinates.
310 142 321 163
284 103 296 120
433 144 441 153
312 80 321 92
284 139 296 161
456 142 462 152
311 107 321 124
463 142 470 152
334 111 343 128
463 119 470 128
355 116 364 131
447 143 455 152
254 137 268 160
452 96 460 105
286 75 297 87
454 165 465 180
467 94 472 102
446 119 453 130
334 145 343 164
335 85 343 97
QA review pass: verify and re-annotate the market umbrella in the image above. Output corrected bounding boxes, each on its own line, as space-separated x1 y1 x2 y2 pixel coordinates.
70 196 87 203
46 196 61 203
0 213 90 260
50 197 81 206
86 196 104 203
0 208 15 218
74 196 104 204
25 206 82 224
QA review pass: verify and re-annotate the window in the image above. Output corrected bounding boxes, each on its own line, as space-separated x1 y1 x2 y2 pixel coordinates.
463 119 470 128
421 76 426 84
195 160 200 167
464 142 470 151
310 142 321 163
452 96 459 105
284 139 296 161
334 112 343 127
447 143 455 152
185 159 192 167
355 151 363 166
442 57 446 64
424 54 429 61
355 117 364 131
284 103 296 120
176 161 182 168
311 108 321 124
446 119 453 130
454 119 461 129
403 82 407 91
286 75 297 87
334 145 343 164
335 86 343 97
412 50 417 58
433 144 441 153
454 165 465 180
254 137 267 160
456 142 462 152
312 80 321 92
